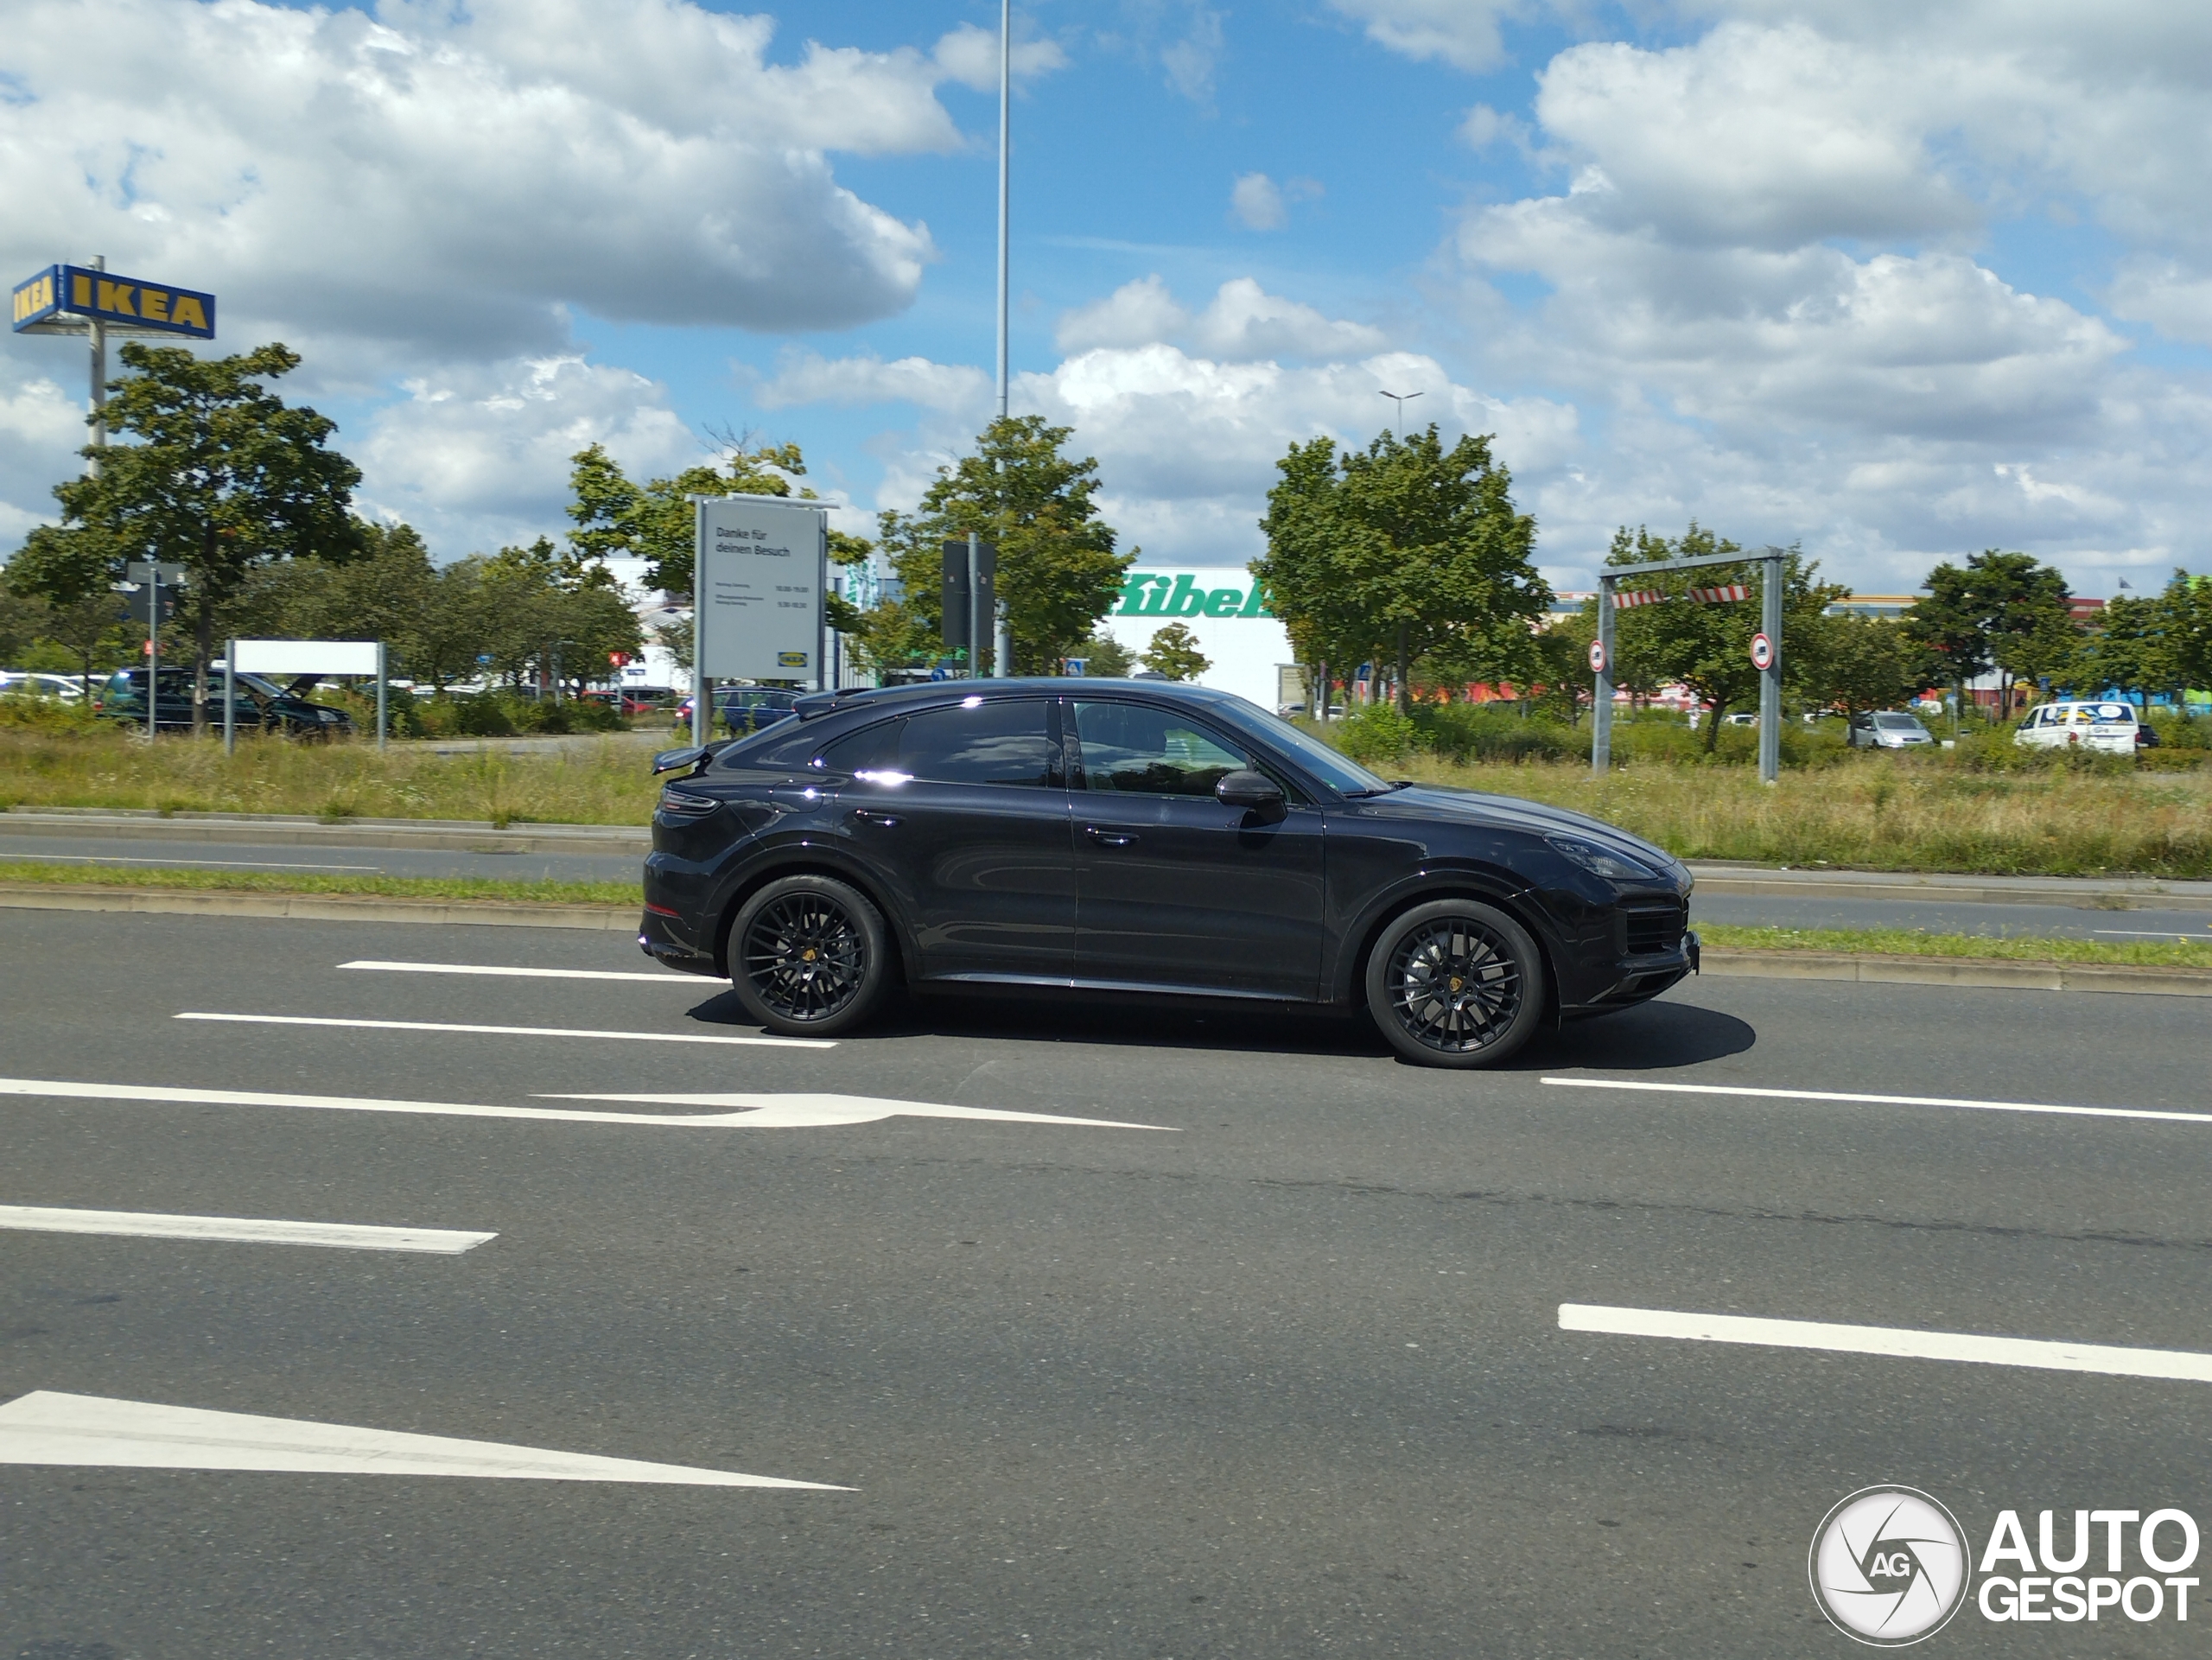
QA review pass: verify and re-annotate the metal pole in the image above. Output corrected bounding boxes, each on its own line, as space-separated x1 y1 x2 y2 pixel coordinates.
223 643 235 754
145 566 159 741
968 532 982 678
376 640 388 750
994 598 1011 679
88 256 107 478
817 512 829 692
1758 553 1783 785
995 0 1010 422
1593 578 1616 775
691 503 709 748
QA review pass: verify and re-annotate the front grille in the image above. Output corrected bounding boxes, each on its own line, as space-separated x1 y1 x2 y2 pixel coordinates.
1624 904 1686 956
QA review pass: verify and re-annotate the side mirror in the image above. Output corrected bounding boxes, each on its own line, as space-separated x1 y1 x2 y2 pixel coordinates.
1216 769 1285 811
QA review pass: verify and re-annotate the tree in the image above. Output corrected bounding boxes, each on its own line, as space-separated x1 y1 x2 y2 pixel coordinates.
226 520 437 677
474 537 643 696
566 438 804 596
2068 594 2174 703
1141 622 1211 681
1606 525 1844 751
4 524 130 694
2166 571 2212 698
1255 426 1545 716
1808 613 1919 717
1904 550 2072 716
52 342 363 732
1073 628 1134 678
0 567 50 665
881 415 1134 674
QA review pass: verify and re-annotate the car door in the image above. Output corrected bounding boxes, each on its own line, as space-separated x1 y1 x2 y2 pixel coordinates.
833 697 1075 983
1066 696 1325 1000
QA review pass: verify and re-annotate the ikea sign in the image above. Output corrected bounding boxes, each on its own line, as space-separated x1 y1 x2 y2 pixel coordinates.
12 264 216 339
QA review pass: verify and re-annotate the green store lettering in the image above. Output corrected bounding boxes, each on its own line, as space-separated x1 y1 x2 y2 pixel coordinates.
1116 574 1274 620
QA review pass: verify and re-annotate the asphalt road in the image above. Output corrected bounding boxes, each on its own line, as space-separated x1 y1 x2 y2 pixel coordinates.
4 907 2209 1657
10 824 2212 941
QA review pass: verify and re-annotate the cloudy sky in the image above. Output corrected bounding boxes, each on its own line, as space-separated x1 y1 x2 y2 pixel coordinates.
4 0 2210 597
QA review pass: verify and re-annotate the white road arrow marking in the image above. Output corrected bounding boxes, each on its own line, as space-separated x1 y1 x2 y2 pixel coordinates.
175 1012 830 1050
0 1077 1173 1132
0 1392 847 1486
0 1205 493 1254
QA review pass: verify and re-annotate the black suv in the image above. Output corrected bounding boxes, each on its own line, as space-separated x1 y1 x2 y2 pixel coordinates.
97 668 355 738
640 681 1695 1067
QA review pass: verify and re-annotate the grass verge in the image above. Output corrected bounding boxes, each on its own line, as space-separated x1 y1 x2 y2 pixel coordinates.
1695 923 2212 970
0 862 639 906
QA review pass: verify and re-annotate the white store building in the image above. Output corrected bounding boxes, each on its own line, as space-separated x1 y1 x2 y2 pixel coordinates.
1096 567 1294 711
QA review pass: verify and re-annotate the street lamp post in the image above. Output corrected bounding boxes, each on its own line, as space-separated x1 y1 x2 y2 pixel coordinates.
1377 391 1423 713
1377 389 1421 434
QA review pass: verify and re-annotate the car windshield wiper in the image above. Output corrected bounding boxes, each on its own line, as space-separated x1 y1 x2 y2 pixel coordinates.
1344 780 1412 797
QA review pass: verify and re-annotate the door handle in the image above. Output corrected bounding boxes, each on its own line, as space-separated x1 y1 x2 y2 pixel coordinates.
1084 826 1138 847
853 808 902 828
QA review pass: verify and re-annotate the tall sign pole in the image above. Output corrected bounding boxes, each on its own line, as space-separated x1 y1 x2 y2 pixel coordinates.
1592 579 1616 776
1758 551 1783 785
88 256 106 476
996 0 1010 423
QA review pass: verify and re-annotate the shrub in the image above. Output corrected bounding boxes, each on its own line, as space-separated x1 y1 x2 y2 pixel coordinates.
1414 702 1583 764
454 690 518 736
1333 704 1421 765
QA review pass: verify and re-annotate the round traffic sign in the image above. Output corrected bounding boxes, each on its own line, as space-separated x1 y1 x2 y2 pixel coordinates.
1750 632 1775 672
1588 639 1608 676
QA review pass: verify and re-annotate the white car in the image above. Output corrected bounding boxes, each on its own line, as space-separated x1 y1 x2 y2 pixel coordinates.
2014 700 2139 755
0 670 83 702
1847 710 1935 748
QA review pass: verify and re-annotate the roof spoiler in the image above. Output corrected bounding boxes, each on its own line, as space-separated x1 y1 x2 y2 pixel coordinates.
792 687 876 722
650 738 734 776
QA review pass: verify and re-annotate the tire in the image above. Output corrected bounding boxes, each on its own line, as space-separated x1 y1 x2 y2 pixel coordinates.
1363 899 1545 1069
726 875 891 1038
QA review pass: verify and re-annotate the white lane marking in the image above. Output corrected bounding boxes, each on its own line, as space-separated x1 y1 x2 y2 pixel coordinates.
175 1013 829 1051
1560 1303 2212 1384
0 852 379 871
2094 928 2212 938
341 959 727 984
1541 1076 2212 1127
0 1076 1173 1133
0 1205 493 1254
0 1392 847 1487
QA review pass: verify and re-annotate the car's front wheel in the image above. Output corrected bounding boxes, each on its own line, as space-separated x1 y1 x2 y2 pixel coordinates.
1364 899 1545 1068
727 875 891 1038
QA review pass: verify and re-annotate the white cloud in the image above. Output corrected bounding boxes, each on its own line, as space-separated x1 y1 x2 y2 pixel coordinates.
1056 277 1194 354
1230 173 1287 232
1161 9 1226 105
753 352 990 414
0 366 89 549
1055 277 1385 361
931 22 1070 92
354 355 696 555
2107 259 2212 347
1325 0 1528 72
0 0 984 366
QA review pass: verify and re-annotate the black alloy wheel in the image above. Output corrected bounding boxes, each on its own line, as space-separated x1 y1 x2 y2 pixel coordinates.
1364 899 1544 1068
727 875 891 1037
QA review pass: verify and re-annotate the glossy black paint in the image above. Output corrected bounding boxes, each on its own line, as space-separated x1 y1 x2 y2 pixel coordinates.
639 679 1695 1021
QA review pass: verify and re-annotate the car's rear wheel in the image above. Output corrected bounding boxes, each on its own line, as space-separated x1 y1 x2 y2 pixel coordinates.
728 875 890 1038
1364 899 1544 1068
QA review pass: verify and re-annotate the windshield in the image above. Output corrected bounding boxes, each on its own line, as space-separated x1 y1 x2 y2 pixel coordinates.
1874 714 1923 729
1206 701 1393 796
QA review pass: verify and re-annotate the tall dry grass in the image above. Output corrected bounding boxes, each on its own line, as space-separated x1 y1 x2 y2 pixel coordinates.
0 724 664 826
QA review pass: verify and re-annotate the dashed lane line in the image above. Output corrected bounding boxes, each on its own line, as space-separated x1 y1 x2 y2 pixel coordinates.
0 1393 847 1487
1541 1076 2212 1127
340 959 727 983
0 1076 1175 1132
1560 1303 2212 1384
0 1204 493 1253
174 1012 828 1049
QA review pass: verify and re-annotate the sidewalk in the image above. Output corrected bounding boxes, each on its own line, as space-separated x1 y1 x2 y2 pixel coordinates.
1686 862 2212 913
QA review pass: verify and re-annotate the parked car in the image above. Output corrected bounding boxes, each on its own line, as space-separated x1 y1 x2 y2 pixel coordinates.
0 671 84 701
1846 711 1935 749
674 687 802 733
95 668 354 737
1721 712 1758 727
639 678 1698 1068
582 690 661 716
2014 700 2140 755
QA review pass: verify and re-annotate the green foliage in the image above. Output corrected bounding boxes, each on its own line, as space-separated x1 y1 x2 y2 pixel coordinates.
2170 571 2212 693
54 342 364 722
1806 612 1919 716
1414 702 1582 763
565 439 803 595
1332 703 1421 764
1606 525 1844 750
1073 628 1134 678
1255 426 1546 713
1904 550 2071 706
1141 621 1210 681
880 415 1134 674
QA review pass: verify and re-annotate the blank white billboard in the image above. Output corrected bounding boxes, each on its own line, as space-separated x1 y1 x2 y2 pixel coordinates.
232 639 380 676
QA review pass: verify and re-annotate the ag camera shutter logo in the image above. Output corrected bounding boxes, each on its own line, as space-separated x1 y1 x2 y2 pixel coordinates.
1809 1486 1968 1645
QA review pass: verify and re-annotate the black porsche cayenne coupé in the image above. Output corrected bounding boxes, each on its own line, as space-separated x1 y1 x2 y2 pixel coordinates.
639 679 1697 1068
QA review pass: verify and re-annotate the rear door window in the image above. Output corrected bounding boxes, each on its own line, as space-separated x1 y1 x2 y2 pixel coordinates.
896 699 1060 787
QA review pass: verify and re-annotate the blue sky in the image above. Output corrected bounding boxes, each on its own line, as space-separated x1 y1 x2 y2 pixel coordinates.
5 0 2211 598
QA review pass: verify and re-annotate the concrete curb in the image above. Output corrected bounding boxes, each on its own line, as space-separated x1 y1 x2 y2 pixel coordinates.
1686 863 2212 912
0 884 636 932
1700 948 2212 997
0 809 647 856
4 885 2208 995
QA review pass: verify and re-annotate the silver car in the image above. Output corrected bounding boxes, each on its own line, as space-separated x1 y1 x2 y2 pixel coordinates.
1847 710 1935 749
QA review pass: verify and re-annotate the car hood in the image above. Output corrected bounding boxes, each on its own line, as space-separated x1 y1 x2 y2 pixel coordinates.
1358 784 1689 888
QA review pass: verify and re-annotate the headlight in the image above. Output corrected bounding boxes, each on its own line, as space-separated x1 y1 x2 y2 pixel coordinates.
1547 835 1663 883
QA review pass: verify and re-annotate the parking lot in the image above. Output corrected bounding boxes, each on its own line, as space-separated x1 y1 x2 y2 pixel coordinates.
5 906 2211 1656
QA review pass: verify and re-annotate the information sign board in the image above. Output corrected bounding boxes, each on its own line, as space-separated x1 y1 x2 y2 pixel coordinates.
13 265 216 339
694 496 826 682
